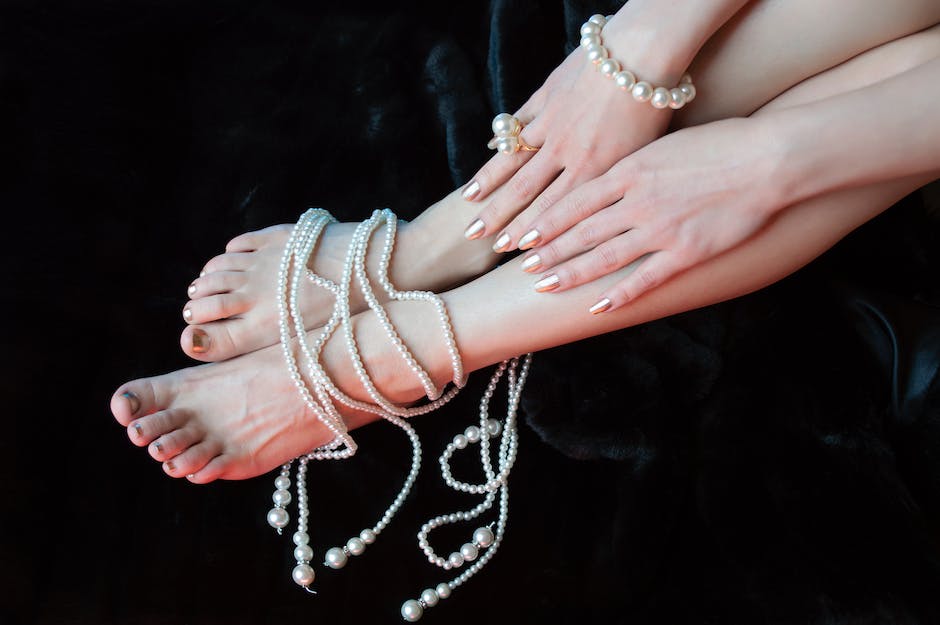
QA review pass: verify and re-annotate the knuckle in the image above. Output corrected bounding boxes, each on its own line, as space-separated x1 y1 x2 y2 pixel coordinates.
597 244 620 272
575 223 597 249
636 267 659 290
509 171 532 200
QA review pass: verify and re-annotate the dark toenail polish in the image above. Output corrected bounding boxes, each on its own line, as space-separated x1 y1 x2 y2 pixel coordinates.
133 422 143 437
152 441 163 453
122 391 141 415
165 460 176 472
191 329 210 354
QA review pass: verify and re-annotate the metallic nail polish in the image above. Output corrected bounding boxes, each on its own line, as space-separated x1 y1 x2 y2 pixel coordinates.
183 308 193 321
199 270 206 277
165 460 175 473
188 283 197 296
534 274 560 292
152 441 163 453
461 180 481 201
464 219 485 240
191 329 210 354
517 229 541 250
133 422 144 437
520 254 542 273
492 232 511 253
123 391 141 416
589 298 612 314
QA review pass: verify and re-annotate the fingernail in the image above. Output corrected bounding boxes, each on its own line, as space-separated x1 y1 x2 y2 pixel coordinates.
191 329 211 354
589 298 612 314
492 232 512 253
132 422 144 438
165 460 176 473
534 274 560 292
518 229 541 250
183 308 193 322
122 391 141 416
188 282 197 296
464 219 485 240
461 180 481 201
521 254 542 273
152 441 163 454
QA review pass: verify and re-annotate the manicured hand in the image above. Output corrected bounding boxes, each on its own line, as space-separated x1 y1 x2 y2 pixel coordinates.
514 117 786 312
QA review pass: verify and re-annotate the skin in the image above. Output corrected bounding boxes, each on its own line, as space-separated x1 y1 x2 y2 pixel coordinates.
112 26 939 483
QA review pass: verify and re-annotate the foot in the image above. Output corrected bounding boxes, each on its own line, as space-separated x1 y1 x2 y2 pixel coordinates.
181 190 498 362
114 301 455 482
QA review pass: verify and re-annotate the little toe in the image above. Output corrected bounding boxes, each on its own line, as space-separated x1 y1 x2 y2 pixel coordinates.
183 293 250 325
163 441 222 478
188 271 247 299
186 455 232 484
149 426 203 461
201 252 254 276
180 321 241 362
127 409 186 446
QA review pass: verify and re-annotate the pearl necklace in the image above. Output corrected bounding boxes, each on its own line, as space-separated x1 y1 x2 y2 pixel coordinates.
266 208 532 621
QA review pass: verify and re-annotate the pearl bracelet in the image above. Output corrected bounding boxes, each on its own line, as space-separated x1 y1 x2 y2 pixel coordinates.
580 13 696 110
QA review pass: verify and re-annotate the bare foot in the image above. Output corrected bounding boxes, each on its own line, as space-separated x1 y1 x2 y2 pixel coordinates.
180 190 497 362
113 301 455 482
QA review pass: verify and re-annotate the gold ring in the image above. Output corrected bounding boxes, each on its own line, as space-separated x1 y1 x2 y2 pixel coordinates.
487 113 541 154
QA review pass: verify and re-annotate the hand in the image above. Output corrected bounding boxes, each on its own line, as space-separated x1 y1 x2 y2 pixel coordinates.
514 117 786 312
462 12 688 246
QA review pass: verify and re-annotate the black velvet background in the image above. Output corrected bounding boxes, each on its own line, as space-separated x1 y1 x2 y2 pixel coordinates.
2 1 940 624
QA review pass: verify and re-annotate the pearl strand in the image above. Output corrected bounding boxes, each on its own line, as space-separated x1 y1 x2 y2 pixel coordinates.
580 13 696 110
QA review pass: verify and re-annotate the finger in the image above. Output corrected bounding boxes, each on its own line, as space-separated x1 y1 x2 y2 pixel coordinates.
535 230 653 293
590 251 692 314
491 170 576 251
467 149 562 245
521 199 633 274
513 171 624 259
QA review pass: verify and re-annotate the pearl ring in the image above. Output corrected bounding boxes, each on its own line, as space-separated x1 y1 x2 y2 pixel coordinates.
486 113 540 155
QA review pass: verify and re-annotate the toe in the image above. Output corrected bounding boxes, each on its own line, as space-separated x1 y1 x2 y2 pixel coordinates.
187 271 247 299
163 441 222 478
149 425 204 461
127 409 185 446
186 455 232 484
180 320 242 362
111 377 173 426
225 224 292 253
202 252 254 276
183 293 250 325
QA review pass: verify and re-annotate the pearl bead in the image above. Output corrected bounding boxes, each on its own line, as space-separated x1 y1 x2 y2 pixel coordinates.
651 87 670 109
598 58 620 78
680 73 692 84
614 70 636 91
580 22 600 36
420 588 440 607
272 489 292 506
495 137 517 154
460 543 479 561
464 426 481 443
292 563 315 587
436 583 451 599
324 547 348 569
679 83 696 102
274 476 291 490
473 526 495 548
585 44 608 64
580 35 599 49
346 537 366 556
631 81 653 102
588 14 606 27
360 528 376 544
669 88 686 109
266 507 289 529
491 113 519 137
293 531 309 546
294 544 314 562
448 552 465 568
401 599 424 622
453 434 468 449
486 419 501 436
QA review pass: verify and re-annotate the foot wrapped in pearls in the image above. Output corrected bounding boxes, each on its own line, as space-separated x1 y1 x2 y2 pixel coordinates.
580 14 696 110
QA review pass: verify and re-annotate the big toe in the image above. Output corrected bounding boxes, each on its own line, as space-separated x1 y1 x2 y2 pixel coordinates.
110 376 172 426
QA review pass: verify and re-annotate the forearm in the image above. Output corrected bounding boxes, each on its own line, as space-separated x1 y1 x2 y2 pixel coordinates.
770 56 940 207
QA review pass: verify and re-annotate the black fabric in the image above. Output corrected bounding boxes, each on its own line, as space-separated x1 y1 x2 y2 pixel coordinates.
2 1 939 624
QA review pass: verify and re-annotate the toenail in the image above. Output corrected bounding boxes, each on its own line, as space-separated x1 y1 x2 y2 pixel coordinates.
122 391 140 415
165 460 176 473
199 270 206 277
191 329 211 354
132 422 144 438
188 282 197 296
152 441 163 454
183 308 193 321
186 474 195 480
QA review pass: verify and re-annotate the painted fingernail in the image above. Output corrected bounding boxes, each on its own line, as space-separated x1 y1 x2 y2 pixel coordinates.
462 180 481 201
165 460 176 473
589 298 612 315
517 229 541 250
521 254 542 273
183 307 193 322
464 219 485 240
152 441 163 454
188 282 197 296
123 391 141 416
492 232 512 253
534 274 560 292
132 422 144 438
191 329 211 354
